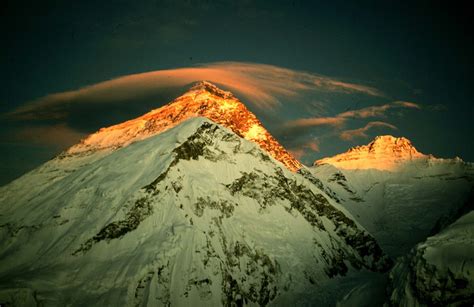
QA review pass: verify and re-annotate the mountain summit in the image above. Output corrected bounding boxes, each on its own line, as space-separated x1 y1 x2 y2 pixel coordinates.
67 81 302 171
315 135 427 170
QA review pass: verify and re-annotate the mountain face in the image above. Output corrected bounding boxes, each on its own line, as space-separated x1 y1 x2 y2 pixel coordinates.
337 201 474 307
0 86 390 305
388 207 474 306
311 137 474 258
315 135 427 171
66 81 301 172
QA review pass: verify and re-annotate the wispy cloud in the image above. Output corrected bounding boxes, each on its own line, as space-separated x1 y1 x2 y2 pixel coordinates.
289 139 320 160
289 148 306 160
339 121 397 141
11 124 85 147
393 101 421 109
425 103 447 111
286 100 420 128
285 116 345 128
5 62 384 121
338 104 392 119
321 80 382 97
305 140 320 152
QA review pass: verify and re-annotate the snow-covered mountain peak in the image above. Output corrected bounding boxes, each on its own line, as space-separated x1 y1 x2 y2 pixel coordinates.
65 81 302 171
371 134 409 145
0 116 391 306
369 135 419 152
315 135 427 171
188 80 235 99
350 135 424 158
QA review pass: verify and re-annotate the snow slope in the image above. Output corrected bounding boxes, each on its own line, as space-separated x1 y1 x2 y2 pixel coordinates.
0 118 390 306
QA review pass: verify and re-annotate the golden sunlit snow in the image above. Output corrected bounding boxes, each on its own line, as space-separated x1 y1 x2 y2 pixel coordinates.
315 135 427 170
67 81 302 171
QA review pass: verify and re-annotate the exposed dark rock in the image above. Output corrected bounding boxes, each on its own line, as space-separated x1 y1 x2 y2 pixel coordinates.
298 168 341 203
226 168 392 274
73 196 153 255
192 196 235 218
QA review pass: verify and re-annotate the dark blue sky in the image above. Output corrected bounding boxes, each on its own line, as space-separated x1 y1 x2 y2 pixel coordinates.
1 0 473 185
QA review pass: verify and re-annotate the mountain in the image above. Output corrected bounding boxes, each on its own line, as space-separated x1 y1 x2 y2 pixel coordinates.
311 136 474 258
315 135 427 171
0 84 390 306
66 80 301 172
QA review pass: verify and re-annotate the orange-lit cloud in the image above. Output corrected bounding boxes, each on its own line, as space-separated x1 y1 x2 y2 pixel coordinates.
338 104 392 119
6 62 384 121
289 148 306 160
321 80 382 97
338 101 420 119
339 121 397 141
286 100 420 128
286 116 346 128
12 124 85 147
393 101 421 109
289 139 320 160
305 140 320 152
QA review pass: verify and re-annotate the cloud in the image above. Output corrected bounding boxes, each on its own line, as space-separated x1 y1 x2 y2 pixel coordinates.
339 121 397 141
285 116 346 128
286 100 420 128
5 62 384 121
393 101 421 109
289 139 320 160
321 80 382 97
289 148 306 160
338 101 420 119
305 140 320 152
11 124 85 147
426 103 447 111
338 104 392 119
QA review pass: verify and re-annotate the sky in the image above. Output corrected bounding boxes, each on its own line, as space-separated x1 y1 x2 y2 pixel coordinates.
1 0 473 185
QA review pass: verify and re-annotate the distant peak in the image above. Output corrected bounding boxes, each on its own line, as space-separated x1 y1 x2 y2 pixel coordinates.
373 135 403 142
363 135 417 153
189 81 234 99
316 135 427 170
371 135 412 146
